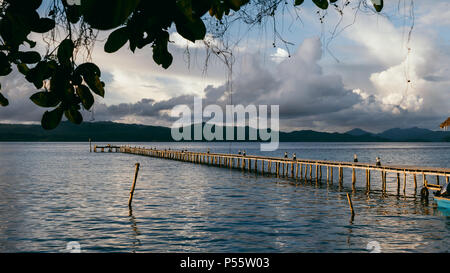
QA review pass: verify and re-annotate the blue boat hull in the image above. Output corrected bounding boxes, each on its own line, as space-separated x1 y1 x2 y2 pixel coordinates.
434 196 450 210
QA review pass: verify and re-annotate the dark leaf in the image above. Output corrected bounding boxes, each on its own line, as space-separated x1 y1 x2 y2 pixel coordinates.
227 0 250 11
41 106 63 130
0 92 8 106
30 91 60 108
153 47 173 69
18 51 41 64
66 5 81 24
64 108 83 125
152 31 173 69
75 62 101 78
25 61 50 89
57 39 74 66
76 85 94 110
81 0 140 30
104 27 129 53
17 63 29 75
175 16 206 43
0 62 12 76
312 0 328 9
31 18 56 33
25 38 37 48
49 68 70 96
84 74 105 97
7 0 42 10
371 0 383 12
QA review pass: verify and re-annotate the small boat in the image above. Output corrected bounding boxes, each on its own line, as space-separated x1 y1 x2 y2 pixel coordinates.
434 196 450 210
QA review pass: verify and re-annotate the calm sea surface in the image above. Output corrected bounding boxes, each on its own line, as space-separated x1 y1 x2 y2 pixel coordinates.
0 142 449 253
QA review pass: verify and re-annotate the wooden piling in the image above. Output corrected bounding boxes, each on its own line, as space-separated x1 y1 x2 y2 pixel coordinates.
346 193 355 217
352 169 356 186
414 174 417 192
403 172 407 195
330 167 333 184
128 163 140 207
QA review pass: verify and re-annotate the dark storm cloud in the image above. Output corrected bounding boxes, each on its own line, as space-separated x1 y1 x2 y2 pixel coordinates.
90 38 363 128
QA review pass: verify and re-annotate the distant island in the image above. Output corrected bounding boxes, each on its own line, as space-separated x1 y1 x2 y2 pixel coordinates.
0 121 449 142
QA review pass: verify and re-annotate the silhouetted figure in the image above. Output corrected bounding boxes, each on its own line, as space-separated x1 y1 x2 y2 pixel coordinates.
243 151 246 156
293 153 296 160
354 154 358 162
238 150 241 155
284 152 288 158
376 157 381 166
207 148 210 154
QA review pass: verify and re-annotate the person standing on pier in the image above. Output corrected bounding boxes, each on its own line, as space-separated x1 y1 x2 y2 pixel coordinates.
376 157 381 166
354 154 358 162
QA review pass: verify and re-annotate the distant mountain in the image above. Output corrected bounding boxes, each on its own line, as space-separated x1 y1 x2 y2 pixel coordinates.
376 127 449 142
0 121 448 142
345 128 373 136
279 130 386 142
0 121 172 142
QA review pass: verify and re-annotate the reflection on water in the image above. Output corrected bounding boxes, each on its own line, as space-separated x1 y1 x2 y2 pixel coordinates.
0 142 448 253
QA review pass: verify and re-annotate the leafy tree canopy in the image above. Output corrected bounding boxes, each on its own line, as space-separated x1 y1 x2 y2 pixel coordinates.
0 0 383 129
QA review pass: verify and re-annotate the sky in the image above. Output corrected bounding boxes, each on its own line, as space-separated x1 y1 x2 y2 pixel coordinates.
0 0 449 133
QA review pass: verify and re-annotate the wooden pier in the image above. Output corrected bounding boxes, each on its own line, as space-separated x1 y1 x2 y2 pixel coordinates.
94 145 449 195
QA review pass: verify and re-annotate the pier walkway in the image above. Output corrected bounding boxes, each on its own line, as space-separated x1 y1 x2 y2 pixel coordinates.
94 145 449 194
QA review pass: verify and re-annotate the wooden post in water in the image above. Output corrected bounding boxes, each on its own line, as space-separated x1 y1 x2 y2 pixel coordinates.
403 172 407 195
315 164 319 182
414 174 417 193
128 163 140 207
397 173 401 195
352 169 356 186
346 193 355 217
330 167 333 184
89 138 92 153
